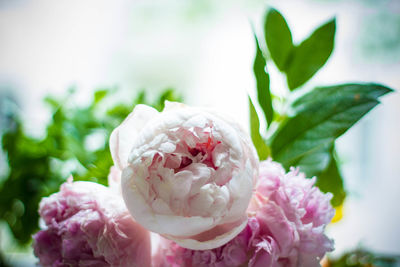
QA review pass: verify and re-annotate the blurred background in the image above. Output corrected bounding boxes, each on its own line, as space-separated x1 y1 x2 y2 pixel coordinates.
0 0 399 266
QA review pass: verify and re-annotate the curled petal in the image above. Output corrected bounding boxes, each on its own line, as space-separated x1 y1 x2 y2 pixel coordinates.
166 216 248 250
110 104 159 170
248 237 280 267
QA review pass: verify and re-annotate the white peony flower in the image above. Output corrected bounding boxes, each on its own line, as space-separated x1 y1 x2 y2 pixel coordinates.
110 102 259 250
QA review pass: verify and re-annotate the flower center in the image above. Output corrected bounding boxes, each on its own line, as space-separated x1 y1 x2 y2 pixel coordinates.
131 124 233 218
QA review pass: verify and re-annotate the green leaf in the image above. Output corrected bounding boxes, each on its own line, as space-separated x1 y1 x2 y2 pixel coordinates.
106 104 132 119
264 8 293 71
249 97 270 160
290 141 333 177
134 90 147 106
271 83 393 175
316 151 346 207
93 89 108 104
155 88 183 111
286 18 336 90
74 149 113 185
253 34 273 126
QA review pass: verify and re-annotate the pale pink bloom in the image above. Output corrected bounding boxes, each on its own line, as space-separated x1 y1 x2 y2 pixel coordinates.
33 180 151 267
248 159 335 267
154 159 334 267
110 102 259 250
153 217 258 267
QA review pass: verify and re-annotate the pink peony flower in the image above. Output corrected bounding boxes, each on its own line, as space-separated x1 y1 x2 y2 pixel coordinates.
33 179 151 267
153 159 334 267
110 102 259 250
248 159 335 267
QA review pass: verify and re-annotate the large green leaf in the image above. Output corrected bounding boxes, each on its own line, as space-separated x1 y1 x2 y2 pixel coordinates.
286 19 336 90
249 97 270 160
316 151 346 207
264 8 293 71
290 141 333 177
270 83 393 175
253 34 273 126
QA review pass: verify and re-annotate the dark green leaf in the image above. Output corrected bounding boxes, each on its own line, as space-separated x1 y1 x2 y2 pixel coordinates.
264 8 293 71
253 34 273 126
286 18 336 90
316 150 346 207
290 141 333 177
249 97 270 160
292 83 392 109
271 83 393 175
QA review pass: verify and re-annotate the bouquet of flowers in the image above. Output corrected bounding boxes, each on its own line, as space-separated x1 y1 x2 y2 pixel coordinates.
33 102 335 267
1 7 393 267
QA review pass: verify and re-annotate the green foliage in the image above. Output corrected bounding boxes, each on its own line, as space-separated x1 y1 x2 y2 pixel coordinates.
270 83 392 175
264 9 336 90
264 8 293 72
316 148 346 207
249 97 270 160
0 88 182 245
286 19 336 90
327 248 399 267
250 7 394 208
253 34 273 126
1 122 57 244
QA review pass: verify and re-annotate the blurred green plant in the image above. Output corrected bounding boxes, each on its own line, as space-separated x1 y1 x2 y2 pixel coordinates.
0 88 181 246
250 7 393 207
326 248 399 267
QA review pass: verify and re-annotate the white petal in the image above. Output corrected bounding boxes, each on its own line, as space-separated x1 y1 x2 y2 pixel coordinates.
168 217 248 250
121 167 214 236
107 166 122 194
110 104 159 170
183 163 211 195
152 198 173 215
159 142 176 153
212 143 228 168
172 171 193 198
223 168 253 223
182 114 208 129
163 101 186 111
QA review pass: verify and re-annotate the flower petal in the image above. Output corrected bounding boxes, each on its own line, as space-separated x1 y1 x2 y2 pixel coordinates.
167 216 248 250
110 104 159 169
121 168 215 236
